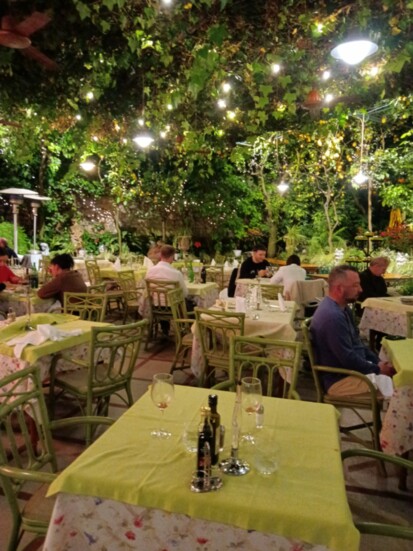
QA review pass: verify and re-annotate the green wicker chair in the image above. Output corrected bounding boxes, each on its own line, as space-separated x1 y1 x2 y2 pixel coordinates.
63 291 108 322
302 318 383 452
213 335 302 399
260 284 283 301
145 279 179 346
49 320 147 442
342 448 413 540
194 307 245 387
0 365 113 551
167 287 195 373
85 259 102 286
205 266 225 290
406 311 413 338
117 270 143 322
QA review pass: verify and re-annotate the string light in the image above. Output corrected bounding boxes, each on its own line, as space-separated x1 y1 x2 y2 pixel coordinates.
271 63 281 74
322 70 331 80
217 99 227 109
222 82 231 93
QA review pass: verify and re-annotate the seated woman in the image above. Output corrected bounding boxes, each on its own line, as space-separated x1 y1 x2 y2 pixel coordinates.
0 247 23 285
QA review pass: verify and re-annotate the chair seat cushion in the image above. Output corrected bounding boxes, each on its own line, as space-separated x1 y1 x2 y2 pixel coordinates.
55 363 124 395
22 482 56 525
182 333 193 346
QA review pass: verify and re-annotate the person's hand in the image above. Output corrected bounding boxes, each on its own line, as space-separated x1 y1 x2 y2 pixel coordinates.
378 361 395 377
257 269 268 278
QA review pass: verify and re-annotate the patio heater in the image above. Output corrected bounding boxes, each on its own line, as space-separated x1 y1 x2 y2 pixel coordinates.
354 233 384 257
0 188 39 254
23 195 51 251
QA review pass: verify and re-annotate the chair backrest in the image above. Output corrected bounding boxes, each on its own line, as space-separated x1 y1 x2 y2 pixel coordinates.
117 270 142 305
206 266 225 290
145 278 179 312
407 311 413 338
85 259 101 285
64 292 108 322
0 366 57 520
195 307 245 378
289 279 327 305
168 287 189 320
87 320 147 392
261 284 283 301
301 317 325 402
229 336 302 397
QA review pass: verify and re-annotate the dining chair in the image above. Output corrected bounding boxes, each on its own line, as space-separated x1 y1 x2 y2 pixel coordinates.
49 320 148 442
63 291 108 322
145 279 179 346
167 287 195 373
0 365 113 551
117 269 143 322
194 307 245 387
206 266 225 290
342 448 413 540
213 335 302 398
85 259 102 286
406 311 413 338
260 284 283 301
302 318 383 452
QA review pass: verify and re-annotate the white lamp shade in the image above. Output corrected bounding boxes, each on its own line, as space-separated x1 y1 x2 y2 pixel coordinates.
79 161 96 172
133 134 154 148
0 188 39 196
331 40 378 65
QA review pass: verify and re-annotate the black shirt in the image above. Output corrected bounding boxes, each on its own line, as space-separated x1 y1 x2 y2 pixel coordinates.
359 268 388 302
239 257 270 279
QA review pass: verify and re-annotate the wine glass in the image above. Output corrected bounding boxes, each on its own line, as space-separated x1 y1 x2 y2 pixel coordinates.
241 376 262 443
150 373 174 439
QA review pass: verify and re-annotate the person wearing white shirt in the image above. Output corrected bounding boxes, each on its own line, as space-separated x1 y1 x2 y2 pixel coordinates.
146 244 188 297
270 254 306 298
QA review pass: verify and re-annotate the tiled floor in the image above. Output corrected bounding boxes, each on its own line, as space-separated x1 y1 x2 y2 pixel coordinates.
0 336 412 550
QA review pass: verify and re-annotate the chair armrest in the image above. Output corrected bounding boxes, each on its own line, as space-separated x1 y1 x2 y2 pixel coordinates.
174 318 195 324
314 364 379 396
0 465 56 484
211 380 236 391
342 448 413 470
50 416 114 432
54 353 88 369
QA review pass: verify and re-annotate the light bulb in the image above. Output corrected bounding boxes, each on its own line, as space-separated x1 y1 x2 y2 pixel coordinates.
133 134 154 148
353 170 369 185
271 63 281 74
277 181 289 193
331 39 378 65
217 99 226 109
80 161 95 172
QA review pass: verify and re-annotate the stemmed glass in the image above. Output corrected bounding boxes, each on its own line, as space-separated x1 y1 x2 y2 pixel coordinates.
150 373 174 439
241 376 262 443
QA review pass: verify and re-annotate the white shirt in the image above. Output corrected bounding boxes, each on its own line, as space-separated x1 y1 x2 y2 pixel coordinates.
270 264 307 297
146 261 188 297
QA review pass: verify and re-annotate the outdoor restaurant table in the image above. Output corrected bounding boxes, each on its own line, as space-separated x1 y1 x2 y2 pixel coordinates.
379 337 413 456
310 273 412 287
269 259 319 274
99 266 148 283
187 281 219 308
0 313 109 396
190 299 297 378
0 287 56 317
359 296 413 338
44 386 359 551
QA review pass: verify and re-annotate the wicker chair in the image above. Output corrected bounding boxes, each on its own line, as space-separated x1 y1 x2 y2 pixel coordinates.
145 279 179 346
167 287 195 373
63 291 108 322
117 270 143 322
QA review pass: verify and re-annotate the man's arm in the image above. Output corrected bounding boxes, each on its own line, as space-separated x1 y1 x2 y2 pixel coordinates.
37 277 60 299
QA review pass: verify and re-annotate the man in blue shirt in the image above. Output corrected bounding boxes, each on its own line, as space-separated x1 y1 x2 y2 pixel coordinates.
310 265 393 396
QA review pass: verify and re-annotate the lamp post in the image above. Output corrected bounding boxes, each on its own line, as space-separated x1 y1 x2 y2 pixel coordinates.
355 233 384 257
23 195 51 251
0 188 39 254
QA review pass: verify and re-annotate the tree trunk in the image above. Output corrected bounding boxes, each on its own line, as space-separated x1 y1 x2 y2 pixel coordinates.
267 217 278 257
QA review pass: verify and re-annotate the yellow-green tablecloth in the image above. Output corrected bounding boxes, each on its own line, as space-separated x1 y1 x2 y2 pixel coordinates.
187 281 218 297
361 296 413 313
48 386 359 551
0 313 108 365
382 338 413 387
99 267 147 282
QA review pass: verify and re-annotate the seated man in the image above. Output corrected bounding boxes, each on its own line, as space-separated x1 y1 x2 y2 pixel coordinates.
239 244 270 279
269 254 306 298
37 253 87 305
146 245 188 297
310 265 393 396
359 256 390 301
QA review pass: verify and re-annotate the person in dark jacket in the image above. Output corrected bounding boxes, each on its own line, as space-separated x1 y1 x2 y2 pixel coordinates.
239 245 270 279
358 256 390 301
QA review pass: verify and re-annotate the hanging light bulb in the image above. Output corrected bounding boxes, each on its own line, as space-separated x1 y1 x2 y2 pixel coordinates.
133 134 154 148
352 170 369 185
79 160 96 172
277 181 289 194
331 39 378 65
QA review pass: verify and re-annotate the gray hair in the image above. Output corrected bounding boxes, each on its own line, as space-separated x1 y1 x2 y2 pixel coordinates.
370 256 390 267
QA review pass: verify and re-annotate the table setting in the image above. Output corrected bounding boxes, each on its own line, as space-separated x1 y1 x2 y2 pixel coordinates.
44 384 359 551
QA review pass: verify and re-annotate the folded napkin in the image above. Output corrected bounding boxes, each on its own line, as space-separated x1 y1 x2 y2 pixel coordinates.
114 257 121 271
365 374 394 399
7 324 84 359
235 297 246 313
143 256 154 268
210 259 216 266
278 292 287 312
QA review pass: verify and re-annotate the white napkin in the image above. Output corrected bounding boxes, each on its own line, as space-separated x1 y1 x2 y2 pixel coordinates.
278 292 287 312
233 259 239 268
211 259 216 266
224 261 229 268
7 324 84 359
235 297 246 313
143 256 154 268
365 374 393 399
114 257 121 271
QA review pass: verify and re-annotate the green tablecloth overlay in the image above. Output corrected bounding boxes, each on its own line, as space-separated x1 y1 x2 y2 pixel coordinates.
48 386 359 551
0 313 108 365
382 338 413 387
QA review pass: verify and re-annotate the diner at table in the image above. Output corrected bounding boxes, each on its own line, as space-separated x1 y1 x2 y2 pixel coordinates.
0 246 24 285
44 385 360 551
37 253 87 305
238 244 270 279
